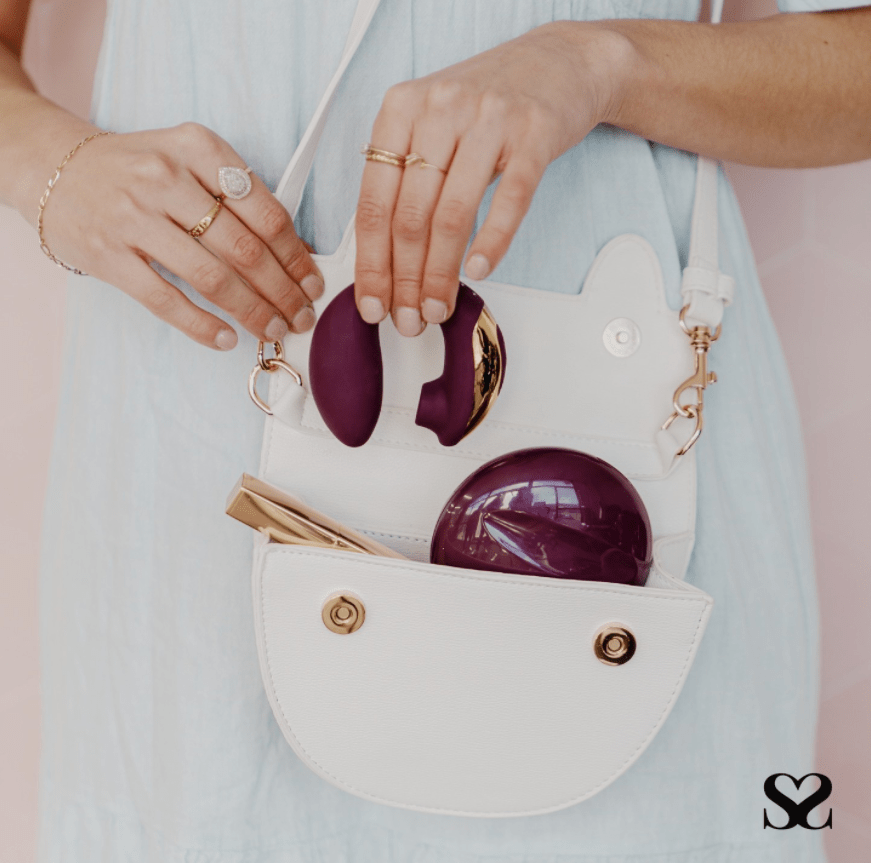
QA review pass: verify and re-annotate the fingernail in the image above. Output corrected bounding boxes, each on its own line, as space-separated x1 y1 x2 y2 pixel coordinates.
291 304 316 333
464 253 490 280
301 273 325 300
358 296 385 324
421 298 448 324
265 315 289 342
215 328 238 350
394 306 425 337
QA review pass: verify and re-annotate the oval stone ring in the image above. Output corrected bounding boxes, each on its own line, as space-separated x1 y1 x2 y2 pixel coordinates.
218 165 254 200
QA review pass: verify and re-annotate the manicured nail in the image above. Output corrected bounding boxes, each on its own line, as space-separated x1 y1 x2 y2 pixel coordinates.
265 315 288 342
358 296 385 324
301 273 325 300
421 298 448 324
394 306 425 337
215 328 238 350
464 253 490 280
291 304 316 333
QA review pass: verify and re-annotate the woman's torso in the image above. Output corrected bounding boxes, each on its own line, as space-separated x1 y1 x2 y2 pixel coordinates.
36 2 825 861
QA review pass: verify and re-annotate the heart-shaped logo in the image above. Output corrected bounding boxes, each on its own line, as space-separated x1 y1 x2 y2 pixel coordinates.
763 773 833 830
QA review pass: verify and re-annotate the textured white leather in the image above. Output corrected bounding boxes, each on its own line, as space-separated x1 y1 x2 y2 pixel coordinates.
248 0 730 816
682 266 734 303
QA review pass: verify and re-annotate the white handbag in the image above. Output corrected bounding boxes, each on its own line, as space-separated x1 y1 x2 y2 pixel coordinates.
243 0 733 818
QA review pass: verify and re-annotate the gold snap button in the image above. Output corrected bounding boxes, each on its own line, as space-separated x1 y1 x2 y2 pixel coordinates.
322 594 365 634
594 625 636 666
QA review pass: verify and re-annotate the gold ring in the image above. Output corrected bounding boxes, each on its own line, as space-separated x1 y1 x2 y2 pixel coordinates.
188 196 224 238
404 153 447 173
361 143 406 168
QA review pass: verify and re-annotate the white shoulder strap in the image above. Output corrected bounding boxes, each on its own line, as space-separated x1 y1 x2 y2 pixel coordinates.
274 0 383 217
681 0 735 330
682 158 735 329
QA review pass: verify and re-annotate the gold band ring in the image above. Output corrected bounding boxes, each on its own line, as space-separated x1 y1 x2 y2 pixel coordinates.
188 196 224 238
404 153 447 173
365 152 406 168
361 143 406 168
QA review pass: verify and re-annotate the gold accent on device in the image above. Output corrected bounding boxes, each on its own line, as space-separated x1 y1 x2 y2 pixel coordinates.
465 306 505 438
322 594 366 634
594 625 636 666
225 473 406 559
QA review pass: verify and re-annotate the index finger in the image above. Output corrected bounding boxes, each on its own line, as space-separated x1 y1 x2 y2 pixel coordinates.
354 89 414 325
177 123 325 302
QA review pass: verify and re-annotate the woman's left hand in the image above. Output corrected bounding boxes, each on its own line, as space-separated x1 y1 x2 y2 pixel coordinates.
353 21 628 335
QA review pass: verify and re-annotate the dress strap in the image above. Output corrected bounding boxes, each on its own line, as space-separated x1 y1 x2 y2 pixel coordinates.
274 0 383 217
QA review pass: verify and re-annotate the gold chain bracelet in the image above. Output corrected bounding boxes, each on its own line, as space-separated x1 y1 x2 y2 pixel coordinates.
37 130 115 275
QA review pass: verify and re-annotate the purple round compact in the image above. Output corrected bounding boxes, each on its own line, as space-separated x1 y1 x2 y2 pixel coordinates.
431 447 652 585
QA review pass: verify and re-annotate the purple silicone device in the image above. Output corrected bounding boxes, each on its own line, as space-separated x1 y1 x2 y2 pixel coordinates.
309 285 382 447
309 283 505 448
416 282 506 447
431 447 652 585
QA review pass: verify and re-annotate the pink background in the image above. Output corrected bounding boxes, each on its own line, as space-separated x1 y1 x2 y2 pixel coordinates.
1 1 868 860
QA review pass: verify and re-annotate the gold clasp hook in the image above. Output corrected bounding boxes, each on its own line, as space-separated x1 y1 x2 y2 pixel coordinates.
662 308 721 456
248 340 303 416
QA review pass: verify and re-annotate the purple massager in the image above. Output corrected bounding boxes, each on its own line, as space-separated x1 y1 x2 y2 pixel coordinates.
309 283 506 448
431 447 653 585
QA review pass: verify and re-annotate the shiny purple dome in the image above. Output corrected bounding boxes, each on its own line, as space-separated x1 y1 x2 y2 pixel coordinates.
431 447 652 585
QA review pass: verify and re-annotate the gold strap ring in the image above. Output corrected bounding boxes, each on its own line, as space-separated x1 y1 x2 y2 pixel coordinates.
361 143 406 168
248 340 303 416
404 153 447 173
188 196 224 238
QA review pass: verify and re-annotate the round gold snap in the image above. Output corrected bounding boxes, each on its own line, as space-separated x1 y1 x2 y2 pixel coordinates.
322 594 365 634
594 625 636 666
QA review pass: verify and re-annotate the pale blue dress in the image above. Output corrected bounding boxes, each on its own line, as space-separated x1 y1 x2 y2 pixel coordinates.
36 1 856 860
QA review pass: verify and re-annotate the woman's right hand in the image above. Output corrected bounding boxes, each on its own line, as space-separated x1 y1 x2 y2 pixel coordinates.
34 122 325 350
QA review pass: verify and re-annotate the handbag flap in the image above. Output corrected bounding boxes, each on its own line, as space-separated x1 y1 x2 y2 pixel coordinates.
253 543 713 817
